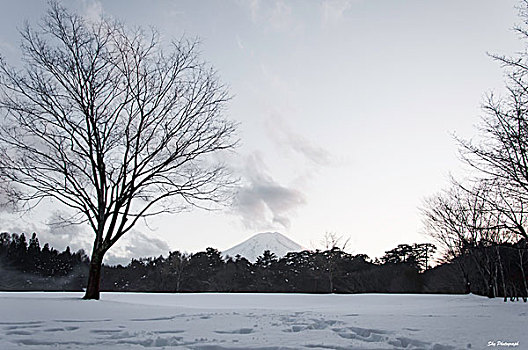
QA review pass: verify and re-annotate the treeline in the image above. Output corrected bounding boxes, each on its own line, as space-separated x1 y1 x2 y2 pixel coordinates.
1 232 526 299
102 244 435 294
430 239 528 300
0 232 89 290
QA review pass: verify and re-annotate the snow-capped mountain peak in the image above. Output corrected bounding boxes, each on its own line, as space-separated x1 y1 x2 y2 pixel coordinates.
223 232 303 262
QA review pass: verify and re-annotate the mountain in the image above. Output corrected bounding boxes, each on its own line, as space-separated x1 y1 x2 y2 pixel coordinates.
223 232 303 262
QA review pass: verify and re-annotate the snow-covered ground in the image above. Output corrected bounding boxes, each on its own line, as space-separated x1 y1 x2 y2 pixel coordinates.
0 292 524 349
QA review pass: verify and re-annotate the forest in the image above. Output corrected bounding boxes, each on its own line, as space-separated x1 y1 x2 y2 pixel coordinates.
1 232 526 301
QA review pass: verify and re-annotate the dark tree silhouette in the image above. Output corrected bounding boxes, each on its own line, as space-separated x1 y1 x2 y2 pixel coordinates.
0 2 237 299
0 232 89 290
381 243 436 272
2 231 525 296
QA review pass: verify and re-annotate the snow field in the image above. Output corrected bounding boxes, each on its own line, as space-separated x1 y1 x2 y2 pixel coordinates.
0 292 525 349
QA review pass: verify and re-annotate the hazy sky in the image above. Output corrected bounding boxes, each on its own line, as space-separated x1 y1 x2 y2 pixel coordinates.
0 0 521 264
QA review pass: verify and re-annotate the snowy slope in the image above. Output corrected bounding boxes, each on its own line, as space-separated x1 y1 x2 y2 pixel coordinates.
223 232 303 262
0 292 525 349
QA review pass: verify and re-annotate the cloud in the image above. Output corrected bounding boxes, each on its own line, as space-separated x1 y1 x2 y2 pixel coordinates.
268 1 294 31
0 40 16 55
0 210 92 254
79 0 104 22
236 34 244 50
248 0 260 23
41 212 92 252
44 213 171 265
0 208 170 265
321 0 353 26
232 153 306 230
236 0 303 35
265 115 332 166
104 230 170 266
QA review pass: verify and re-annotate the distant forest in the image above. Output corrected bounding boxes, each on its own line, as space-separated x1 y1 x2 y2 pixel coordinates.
0 232 526 301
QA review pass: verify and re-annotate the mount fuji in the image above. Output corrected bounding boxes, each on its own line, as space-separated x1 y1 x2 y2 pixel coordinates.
223 232 303 262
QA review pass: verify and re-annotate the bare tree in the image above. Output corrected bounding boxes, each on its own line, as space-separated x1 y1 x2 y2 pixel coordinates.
456 1 528 231
319 232 350 293
421 180 518 297
421 1 528 299
321 231 350 251
0 2 237 299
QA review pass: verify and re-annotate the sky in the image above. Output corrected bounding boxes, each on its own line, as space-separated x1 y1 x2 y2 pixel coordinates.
0 0 522 264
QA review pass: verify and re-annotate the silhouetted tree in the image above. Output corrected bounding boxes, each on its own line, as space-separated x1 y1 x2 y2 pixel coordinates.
0 2 237 299
256 250 278 269
381 243 436 272
160 251 189 292
183 248 224 291
254 250 279 291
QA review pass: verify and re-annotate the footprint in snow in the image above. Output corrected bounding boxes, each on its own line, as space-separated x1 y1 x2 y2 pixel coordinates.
332 326 390 343
55 318 112 323
6 330 34 336
403 327 421 332
3 324 42 330
214 328 254 334
42 327 66 332
130 316 176 321
90 329 123 334
152 330 185 334
0 321 43 325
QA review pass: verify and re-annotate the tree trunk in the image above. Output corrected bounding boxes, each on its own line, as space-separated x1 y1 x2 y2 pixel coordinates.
455 260 471 294
518 248 528 299
83 250 104 300
495 246 507 301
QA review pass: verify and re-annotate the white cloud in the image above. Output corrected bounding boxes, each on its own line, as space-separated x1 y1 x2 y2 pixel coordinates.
268 1 294 31
0 210 91 254
236 34 245 50
79 0 104 22
0 40 16 56
0 207 171 265
104 230 171 266
236 0 303 35
321 0 353 26
265 115 332 166
231 153 306 230
248 0 260 23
